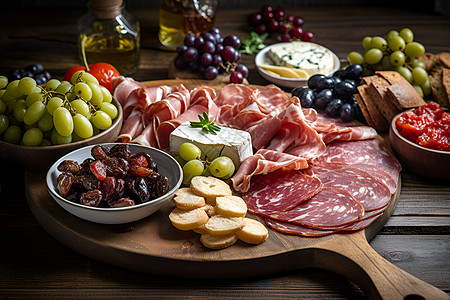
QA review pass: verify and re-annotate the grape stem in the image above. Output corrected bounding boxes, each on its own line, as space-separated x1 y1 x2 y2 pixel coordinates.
80 35 90 72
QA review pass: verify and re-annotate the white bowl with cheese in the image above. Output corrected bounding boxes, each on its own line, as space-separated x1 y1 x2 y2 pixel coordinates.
255 41 340 88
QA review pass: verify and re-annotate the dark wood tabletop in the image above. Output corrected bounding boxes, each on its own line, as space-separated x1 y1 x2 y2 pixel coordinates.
1 3 449 299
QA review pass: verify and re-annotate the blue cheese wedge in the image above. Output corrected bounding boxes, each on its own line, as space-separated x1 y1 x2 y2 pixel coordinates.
267 41 335 76
169 122 253 168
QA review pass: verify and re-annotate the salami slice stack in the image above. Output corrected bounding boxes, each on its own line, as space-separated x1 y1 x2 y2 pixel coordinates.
243 138 401 237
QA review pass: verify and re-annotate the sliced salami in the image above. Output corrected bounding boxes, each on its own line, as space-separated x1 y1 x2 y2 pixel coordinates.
269 187 364 228
304 162 397 195
312 139 401 182
317 167 391 212
242 169 323 216
265 217 335 237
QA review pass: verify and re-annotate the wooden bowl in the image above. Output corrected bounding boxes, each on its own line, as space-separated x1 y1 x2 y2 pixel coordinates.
46 143 182 224
389 110 450 180
0 98 123 171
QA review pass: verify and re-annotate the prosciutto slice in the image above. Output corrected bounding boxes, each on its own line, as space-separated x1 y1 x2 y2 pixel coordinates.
242 168 323 216
232 149 309 193
155 86 218 151
269 187 364 228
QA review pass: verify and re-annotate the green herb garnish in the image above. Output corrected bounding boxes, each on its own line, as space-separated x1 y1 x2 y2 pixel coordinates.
190 112 221 135
239 31 268 55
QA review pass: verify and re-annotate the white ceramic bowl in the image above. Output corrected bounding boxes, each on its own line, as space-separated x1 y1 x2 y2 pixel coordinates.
46 143 183 224
255 42 340 88
390 110 450 180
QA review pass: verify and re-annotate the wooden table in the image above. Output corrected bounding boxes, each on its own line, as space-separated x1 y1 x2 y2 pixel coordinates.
1 4 449 299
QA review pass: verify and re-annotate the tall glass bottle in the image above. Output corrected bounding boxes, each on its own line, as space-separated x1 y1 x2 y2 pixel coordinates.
158 0 218 50
77 0 140 74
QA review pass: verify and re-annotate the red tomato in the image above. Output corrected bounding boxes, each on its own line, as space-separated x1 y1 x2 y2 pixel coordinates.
63 63 120 93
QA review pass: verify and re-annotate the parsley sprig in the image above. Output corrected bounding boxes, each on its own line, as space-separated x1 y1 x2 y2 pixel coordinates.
190 112 221 135
239 32 268 55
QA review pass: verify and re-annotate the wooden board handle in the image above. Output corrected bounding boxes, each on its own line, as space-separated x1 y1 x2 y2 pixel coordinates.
311 233 449 299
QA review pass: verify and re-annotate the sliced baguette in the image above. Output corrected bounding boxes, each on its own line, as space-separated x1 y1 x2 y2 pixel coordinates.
236 218 269 244
173 187 206 210
200 233 238 250
190 176 232 205
204 214 245 236
169 207 209 231
215 195 247 218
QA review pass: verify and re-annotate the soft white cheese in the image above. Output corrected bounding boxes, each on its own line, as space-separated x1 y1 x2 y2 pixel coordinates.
267 42 335 76
169 122 253 168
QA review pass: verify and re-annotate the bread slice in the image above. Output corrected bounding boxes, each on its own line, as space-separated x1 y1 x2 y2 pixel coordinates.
173 187 206 210
354 93 375 127
441 68 450 108
200 204 218 217
236 218 269 244
384 82 426 110
357 84 389 131
204 214 245 235
375 71 405 85
439 53 450 69
169 207 209 231
200 233 238 250
190 176 232 205
418 53 440 74
193 224 208 235
430 70 449 108
215 195 247 218
366 75 400 121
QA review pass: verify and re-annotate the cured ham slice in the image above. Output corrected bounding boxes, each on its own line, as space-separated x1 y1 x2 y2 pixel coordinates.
317 167 391 212
116 85 183 143
232 149 309 193
132 89 191 147
242 168 323 215
155 87 218 151
265 98 326 160
112 76 146 107
269 188 364 228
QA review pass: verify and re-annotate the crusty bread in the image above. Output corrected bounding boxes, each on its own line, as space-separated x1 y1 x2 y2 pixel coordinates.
236 218 269 244
204 214 245 235
199 204 218 217
385 81 426 110
418 52 441 74
215 195 247 218
200 233 238 250
441 68 450 107
190 176 232 205
169 207 209 231
173 187 206 210
354 93 375 127
366 75 399 121
357 84 389 131
192 224 208 235
440 53 450 69
430 69 449 108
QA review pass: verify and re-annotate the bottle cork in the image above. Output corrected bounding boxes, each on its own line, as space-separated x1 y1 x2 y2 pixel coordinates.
89 0 123 19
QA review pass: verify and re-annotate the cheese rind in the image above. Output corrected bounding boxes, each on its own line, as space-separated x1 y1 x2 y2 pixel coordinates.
169 122 253 168
267 42 335 76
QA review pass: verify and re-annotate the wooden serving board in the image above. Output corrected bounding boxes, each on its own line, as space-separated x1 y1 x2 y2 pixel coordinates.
25 80 448 299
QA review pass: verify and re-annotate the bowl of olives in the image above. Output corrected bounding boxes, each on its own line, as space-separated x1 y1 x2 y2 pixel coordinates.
46 143 183 224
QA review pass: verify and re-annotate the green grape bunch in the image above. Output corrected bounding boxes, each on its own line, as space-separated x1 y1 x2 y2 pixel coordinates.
347 28 431 98
0 70 118 146
176 142 236 186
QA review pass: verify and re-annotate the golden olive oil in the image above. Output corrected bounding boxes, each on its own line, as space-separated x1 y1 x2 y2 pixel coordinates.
78 34 140 75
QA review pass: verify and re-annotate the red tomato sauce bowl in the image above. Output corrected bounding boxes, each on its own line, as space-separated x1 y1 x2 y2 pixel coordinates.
390 102 450 180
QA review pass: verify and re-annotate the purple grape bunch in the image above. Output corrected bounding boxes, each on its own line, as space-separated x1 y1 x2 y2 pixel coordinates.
248 4 314 42
174 27 249 83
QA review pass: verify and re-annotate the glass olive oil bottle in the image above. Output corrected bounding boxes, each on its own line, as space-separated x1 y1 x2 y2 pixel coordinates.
77 0 140 74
